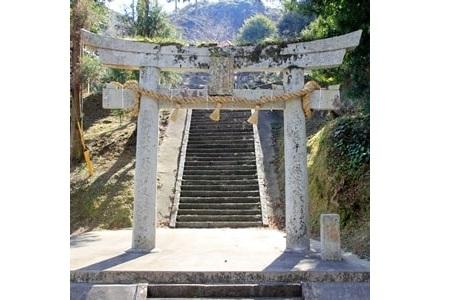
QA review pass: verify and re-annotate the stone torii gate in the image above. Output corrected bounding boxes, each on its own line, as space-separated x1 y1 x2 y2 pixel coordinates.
81 29 361 253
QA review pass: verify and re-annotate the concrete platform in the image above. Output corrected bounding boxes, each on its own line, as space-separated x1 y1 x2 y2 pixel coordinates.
71 228 369 284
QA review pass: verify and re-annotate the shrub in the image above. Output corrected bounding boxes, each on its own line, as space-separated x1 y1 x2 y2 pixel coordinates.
236 14 276 44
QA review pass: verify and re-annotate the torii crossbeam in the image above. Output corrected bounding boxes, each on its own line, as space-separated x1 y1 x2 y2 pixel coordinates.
81 29 362 253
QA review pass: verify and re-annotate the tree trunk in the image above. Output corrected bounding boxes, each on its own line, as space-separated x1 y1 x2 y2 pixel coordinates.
70 25 84 164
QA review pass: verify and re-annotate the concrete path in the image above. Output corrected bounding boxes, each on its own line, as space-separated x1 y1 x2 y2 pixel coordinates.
71 228 368 272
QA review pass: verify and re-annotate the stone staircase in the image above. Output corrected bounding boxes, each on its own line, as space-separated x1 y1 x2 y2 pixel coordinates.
175 109 263 228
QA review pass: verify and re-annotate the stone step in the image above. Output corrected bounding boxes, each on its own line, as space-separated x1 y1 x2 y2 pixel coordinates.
187 144 255 149
177 209 261 215
189 120 252 126
186 149 256 154
192 111 249 115
176 221 262 228
186 153 255 161
192 110 250 114
180 197 260 203
181 185 259 191
186 148 255 153
191 112 250 118
187 139 254 143
182 174 258 180
178 203 261 210
146 283 302 298
186 149 255 159
188 132 254 137
189 128 253 133
190 113 251 119
183 160 256 167
182 179 258 185
189 129 253 134
182 169 257 176
180 190 260 197
187 141 254 146
183 165 256 171
188 135 254 141
190 124 253 129
189 134 254 144
177 215 262 222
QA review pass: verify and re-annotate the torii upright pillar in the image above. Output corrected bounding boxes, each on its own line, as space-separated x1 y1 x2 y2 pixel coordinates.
131 66 160 252
284 67 310 252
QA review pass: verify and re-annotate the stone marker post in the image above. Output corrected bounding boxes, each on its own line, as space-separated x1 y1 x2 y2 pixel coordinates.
131 66 160 252
283 67 310 252
320 214 342 260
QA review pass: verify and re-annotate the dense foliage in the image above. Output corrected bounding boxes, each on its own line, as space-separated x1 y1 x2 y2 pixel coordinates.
277 11 311 39
135 3 177 38
328 115 370 174
80 1 182 91
236 14 276 44
307 115 370 258
70 0 109 34
284 0 370 112
80 53 105 93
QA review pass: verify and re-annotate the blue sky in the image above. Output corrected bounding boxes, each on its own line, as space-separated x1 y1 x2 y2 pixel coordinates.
107 0 281 14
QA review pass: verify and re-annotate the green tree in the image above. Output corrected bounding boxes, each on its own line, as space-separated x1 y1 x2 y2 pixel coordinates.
277 11 311 39
284 0 369 112
70 0 109 163
80 53 106 94
236 14 276 44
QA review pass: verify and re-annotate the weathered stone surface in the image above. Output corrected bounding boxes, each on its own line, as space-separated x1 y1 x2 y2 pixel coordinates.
70 283 147 300
208 56 234 95
81 29 361 72
283 68 310 251
302 282 369 300
102 83 135 109
281 30 362 55
252 110 269 226
169 110 192 228
102 87 340 111
320 214 342 261
96 48 210 72
235 49 346 72
95 47 346 72
131 66 160 252
82 29 361 56
70 228 369 283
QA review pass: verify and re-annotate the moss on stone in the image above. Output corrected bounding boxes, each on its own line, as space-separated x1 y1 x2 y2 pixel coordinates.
307 115 370 259
126 36 187 47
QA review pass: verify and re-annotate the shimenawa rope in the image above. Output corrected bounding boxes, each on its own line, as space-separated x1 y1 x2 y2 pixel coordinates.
109 80 320 123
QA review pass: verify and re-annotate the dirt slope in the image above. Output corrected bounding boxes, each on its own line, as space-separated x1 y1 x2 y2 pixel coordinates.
70 93 170 234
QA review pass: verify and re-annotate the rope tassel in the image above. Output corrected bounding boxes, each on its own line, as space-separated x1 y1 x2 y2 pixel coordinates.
209 103 223 121
300 81 321 119
247 105 261 125
170 103 181 121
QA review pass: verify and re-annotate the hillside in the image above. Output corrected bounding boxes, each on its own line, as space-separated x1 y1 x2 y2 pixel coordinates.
268 112 370 258
170 0 281 42
307 115 370 258
70 94 172 234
